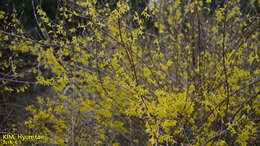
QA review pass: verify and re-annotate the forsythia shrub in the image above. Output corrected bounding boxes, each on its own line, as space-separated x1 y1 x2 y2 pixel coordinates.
0 0 259 145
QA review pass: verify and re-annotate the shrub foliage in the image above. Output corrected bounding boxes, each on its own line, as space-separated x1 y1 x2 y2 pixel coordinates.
0 0 259 145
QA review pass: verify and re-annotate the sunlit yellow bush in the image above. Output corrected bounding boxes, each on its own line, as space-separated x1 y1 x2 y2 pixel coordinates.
0 0 259 145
